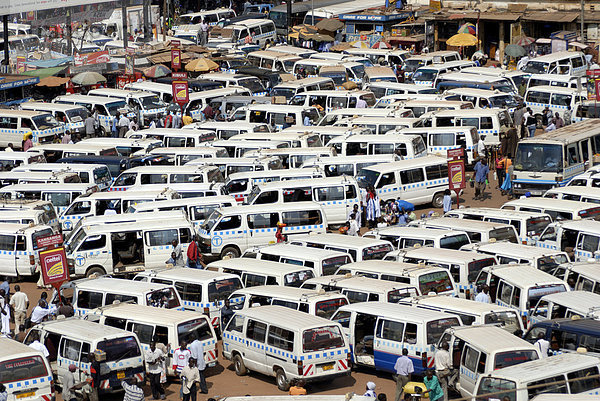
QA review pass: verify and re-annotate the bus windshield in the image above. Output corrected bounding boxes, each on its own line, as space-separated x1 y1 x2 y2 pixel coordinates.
484 310 521 332
515 143 563 173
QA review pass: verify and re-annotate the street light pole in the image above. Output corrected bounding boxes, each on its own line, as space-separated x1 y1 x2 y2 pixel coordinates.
122 0 129 49
581 0 585 41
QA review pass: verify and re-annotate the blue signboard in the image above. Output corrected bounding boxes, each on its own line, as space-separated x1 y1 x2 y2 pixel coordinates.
0 77 39 90
339 12 411 22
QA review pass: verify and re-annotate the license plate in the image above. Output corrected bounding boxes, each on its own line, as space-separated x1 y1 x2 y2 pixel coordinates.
322 364 334 371
117 371 125 379
17 392 35 399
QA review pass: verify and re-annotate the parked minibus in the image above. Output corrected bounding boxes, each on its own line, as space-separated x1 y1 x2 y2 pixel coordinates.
535 219 600 261
410 217 521 244
28 143 119 163
327 133 426 159
59 188 179 231
301 275 418 303
501 197 600 221
0 170 80 188
438 325 540 398
109 165 223 192
474 264 569 320
356 156 452 207
289 233 394 262
66 216 194 277
344 48 409 66
401 295 523 332
396 126 479 164
445 88 520 115
189 121 271 139
0 223 54 278
363 226 471 250
546 261 600 294
527 73 584 90
87 88 167 127
544 186 600 204
245 176 359 226
149 146 227 165
56 155 134 178
525 318 600 355
330 302 461 374
445 207 552 245
522 51 587 77
227 285 348 319
473 353 600 401
572 100 600 123
366 82 438 99
242 243 352 276
21 101 89 134
461 241 570 272
231 104 321 131
422 108 511 145
230 131 323 149
413 60 475 86
335 260 458 296
224 19 276 47
289 90 376 112
317 107 413 126
185 156 283 178
0 198 57 230
0 209 56 231
303 154 397 177
524 86 584 118
198 202 327 258
133 267 243 329
208 258 316 288
53 94 133 134
339 116 422 134
122 81 177 104
248 50 302 73
528 291 600 326
25 318 145 393
79 137 162 157
243 147 335 169
222 305 350 390
271 77 336 100
434 72 517 94
0 151 45 170
0 109 64 148
12 163 112 190
385 247 497 298
462 67 530 93
199 72 268 96
86 303 218 375
0 338 54 401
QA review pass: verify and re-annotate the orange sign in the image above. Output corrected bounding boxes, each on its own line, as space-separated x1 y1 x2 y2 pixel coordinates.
172 80 189 105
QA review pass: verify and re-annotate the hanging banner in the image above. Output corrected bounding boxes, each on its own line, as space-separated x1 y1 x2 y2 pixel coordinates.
172 80 189 105
39 247 69 287
171 49 181 71
74 50 110 67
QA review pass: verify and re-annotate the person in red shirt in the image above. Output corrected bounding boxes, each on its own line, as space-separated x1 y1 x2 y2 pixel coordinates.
186 235 205 268
275 222 286 243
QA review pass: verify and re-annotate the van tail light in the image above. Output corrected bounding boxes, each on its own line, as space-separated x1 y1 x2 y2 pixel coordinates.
297 360 303 375
29 255 35 265
50 378 55 395
203 307 210 316
421 352 427 369
347 352 352 362
215 348 218 358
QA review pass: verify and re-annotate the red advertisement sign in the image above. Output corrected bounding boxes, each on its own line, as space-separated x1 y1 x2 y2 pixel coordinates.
171 49 181 71
447 148 464 160
36 234 63 249
16 56 26 74
448 159 466 191
171 40 180 48
172 72 187 79
172 80 189 105
39 246 69 287
74 50 110 67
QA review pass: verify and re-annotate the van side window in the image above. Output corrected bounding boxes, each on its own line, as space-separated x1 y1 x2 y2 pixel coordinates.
61 338 81 361
244 273 266 287
400 168 424 184
79 235 106 251
128 322 154 344
345 185 357 199
462 345 479 372
179 228 191 244
146 229 178 246
282 210 322 226
247 319 267 343
314 186 344 201
175 282 203 303
377 319 404 341
0 117 18 129
551 94 572 107
377 173 395 188
106 293 137 305
267 326 294 351
0 234 15 251
568 367 600 393
247 213 278 229
480 117 493 130
77 290 103 309
141 174 167 185
154 326 168 345
528 375 568 397
215 216 242 231
498 281 513 305
578 233 600 253
343 290 368 303
580 334 600 353
403 323 417 344
510 287 521 308
105 317 127 330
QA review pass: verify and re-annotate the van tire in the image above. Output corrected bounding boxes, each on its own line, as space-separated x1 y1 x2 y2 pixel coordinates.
221 246 240 259
432 192 444 209
275 368 289 391
233 354 247 376
86 266 106 278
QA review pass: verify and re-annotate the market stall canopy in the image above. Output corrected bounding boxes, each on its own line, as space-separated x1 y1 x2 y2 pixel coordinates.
36 76 71 87
309 33 335 42
446 33 478 47
371 41 392 49
330 42 353 51
21 66 69 79
351 40 370 49
143 64 172 78
316 18 344 32
71 71 107 85
504 44 526 57
185 58 219 72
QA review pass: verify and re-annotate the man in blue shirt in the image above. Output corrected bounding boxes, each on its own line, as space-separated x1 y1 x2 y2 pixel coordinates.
473 159 489 201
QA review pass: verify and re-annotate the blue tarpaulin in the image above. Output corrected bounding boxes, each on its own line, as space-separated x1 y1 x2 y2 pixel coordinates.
25 57 73 68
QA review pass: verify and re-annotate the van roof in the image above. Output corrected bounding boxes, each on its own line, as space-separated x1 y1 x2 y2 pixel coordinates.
361 155 446 173
208 258 314 274
550 219 600 233
528 73 580 82
217 201 323 215
546 186 600 197
304 275 417 292
90 303 211 325
225 167 323 181
414 217 513 231
391 247 495 263
560 261 600 280
255 243 350 259
232 285 344 301
33 317 137 341
526 50 583 62
131 195 235 210
274 77 333 89
430 108 505 117
137 266 240 282
406 294 519 314
462 242 565 258
81 216 191 235
74 277 175 293
54 94 126 104
481 264 568 286
531 317 600 331
449 207 550 219
0 183 97 192
515 120 600 145
525 85 581 95
340 260 450 277
366 226 467 239
502 197 600 212
0 222 51 234
539 290 600 312
0 337 46 359
254 175 356 190
292 233 392 247
480 353 598 382
338 301 457 322
187 87 251 100
77 188 175 200
447 87 512 97
21 102 87 112
0 110 51 118
233 305 341 329
116 165 218 174
443 325 537 351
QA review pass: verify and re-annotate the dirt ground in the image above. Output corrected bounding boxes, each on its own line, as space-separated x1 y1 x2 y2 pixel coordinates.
11 170 509 401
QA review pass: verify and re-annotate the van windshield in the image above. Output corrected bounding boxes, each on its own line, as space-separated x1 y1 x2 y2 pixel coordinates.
284 270 314 287
419 271 454 294
413 69 437 81
208 278 243 302
356 169 379 189
524 61 549 74
32 114 60 130
202 211 223 232
141 95 166 110
322 255 352 275
514 143 563 173
388 287 418 302
97 336 141 362
146 288 181 309
302 325 344 352
426 317 460 344
178 318 213 344
66 107 90 122
0 355 48 383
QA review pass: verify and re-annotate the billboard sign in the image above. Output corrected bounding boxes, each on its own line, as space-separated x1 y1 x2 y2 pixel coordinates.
448 159 466 191
171 49 181 71
74 50 110 67
39 247 69 288
172 80 189 105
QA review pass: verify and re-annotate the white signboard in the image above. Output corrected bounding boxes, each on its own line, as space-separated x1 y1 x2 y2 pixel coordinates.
0 0 116 16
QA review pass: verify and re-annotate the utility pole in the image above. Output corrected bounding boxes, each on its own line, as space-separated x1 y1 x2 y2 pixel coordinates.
122 0 129 49
162 0 168 42
66 8 72 56
143 0 151 42
2 15 9 67
581 0 585 41
287 0 292 43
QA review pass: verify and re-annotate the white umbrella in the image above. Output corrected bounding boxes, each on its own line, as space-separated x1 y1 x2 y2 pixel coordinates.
71 71 107 86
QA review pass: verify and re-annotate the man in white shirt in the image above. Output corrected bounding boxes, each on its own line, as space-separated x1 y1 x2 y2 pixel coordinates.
356 98 367 108
348 204 361 227
435 341 455 401
118 114 130 138
146 341 166 400
393 348 414 401
9 285 28 333
347 213 359 236
534 332 550 358
30 300 52 324
28 332 49 357
475 285 491 303
200 21 209 46
189 339 208 394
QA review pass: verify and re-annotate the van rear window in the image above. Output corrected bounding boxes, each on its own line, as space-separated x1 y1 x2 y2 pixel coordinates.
426 317 460 344
322 256 352 275
489 227 518 243
284 270 314 287
0 355 48 383
315 298 348 319
579 207 600 220
178 318 213 345
468 258 496 282
146 288 180 308
419 271 454 294
362 244 393 260
494 350 538 369
302 325 344 352
97 336 141 362
208 278 243 302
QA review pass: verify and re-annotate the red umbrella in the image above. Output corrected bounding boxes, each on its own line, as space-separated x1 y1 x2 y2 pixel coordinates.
143 64 172 78
516 35 535 47
372 41 391 49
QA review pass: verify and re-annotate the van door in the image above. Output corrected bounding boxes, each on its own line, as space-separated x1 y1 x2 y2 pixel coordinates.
15 234 32 277
244 319 268 372
58 337 91 382
313 185 346 225
246 212 278 249
144 228 180 267
0 233 17 276
459 345 487 396
73 234 110 276
373 317 404 371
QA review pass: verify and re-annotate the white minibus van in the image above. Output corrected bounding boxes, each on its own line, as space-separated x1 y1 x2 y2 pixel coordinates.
544 186 600 204
289 233 393 262
0 223 53 278
301 275 419 303
271 77 336 100
222 306 350 390
21 101 89 134
87 88 167 127
12 163 112 190
423 108 511 145
363 226 471 250
524 86 585 118
410 217 520 244
547 261 600 294
0 110 63 148
53 94 133 134
522 51 587 77
327 134 426 159
397 126 479 165
208 258 316 288
528 291 600 326
501 198 600 221
109 165 224 192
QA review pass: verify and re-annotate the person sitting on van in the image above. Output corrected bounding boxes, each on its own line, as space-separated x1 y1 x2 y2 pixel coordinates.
364 382 377 397
172 239 183 262
289 379 307 395
422 370 443 401
545 118 556 132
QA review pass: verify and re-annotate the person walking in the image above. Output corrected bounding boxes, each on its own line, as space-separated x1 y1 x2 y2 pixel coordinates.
146 341 166 400
534 332 550 358
422 370 444 401
9 285 28 334
473 159 489 201
513 103 525 138
365 186 381 229
62 364 78 401
118 113 130 137
393 348 414 401
524 108 537 137
189 338 208 394
122 378 145 401
181 358 200 401
442 189 452 213
85 114 96 137
435 342 454 401
111 114 119 138
173 341 191 376
0 290 10 336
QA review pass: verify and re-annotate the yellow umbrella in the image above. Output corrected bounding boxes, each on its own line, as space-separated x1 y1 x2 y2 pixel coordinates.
185 58 219 72
446 33 478 47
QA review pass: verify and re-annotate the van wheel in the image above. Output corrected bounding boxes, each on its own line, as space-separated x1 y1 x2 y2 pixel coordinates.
221 246 240 259
233 354 247 376
86 266 106 278
432 192 444 209
98 126 107 137
275 368 290 391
